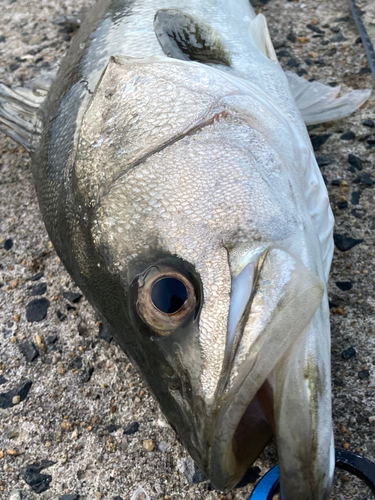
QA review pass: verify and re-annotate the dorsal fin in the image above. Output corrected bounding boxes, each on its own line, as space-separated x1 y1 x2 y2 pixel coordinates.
248 14 278 63
154 9 231 67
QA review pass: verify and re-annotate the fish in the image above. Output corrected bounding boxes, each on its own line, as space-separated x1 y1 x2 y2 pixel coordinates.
0 0 371 498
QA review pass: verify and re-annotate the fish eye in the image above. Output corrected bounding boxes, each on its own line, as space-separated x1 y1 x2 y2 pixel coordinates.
151 277 187 314
137 266 197 336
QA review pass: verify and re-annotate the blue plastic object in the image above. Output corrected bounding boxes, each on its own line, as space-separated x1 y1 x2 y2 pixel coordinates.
248 449 375 499
248 465 279 500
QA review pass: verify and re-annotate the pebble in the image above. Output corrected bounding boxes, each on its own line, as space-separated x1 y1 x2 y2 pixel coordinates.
4 238 13 250
61 421 74 432
124 422 139 435
0 35 5 43
330 34 347 42
337 201 348 209
57 363 66 375
158 441 169 452
336 281 353 291
0 450 4 459
24 460 56 493
351 192 361 205
0 380 32 409
9 490 21 500
82 366 94 383
306 24 325 34
56 310 67 322
12 395 21 405
358 174 375 186
310 134 331 151
287 58 299 68
63 291 83 303
7 449 18 456
333 233 364 251
98 322 113 343
287 33 296 42
340 131 355 140
371 217 375 230
341 347 356 360
142 439 155 452
363 119 374 128
347 154 362 171
60 495 80 500
30 282 47 296
19 341 39 362
26 298 50 322
369 416 375 423
316 157 334 167
30 272 44 281
359 370 370 380
0 375 7 385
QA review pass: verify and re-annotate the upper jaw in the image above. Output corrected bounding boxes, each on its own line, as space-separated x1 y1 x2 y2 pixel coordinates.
201 248 329 493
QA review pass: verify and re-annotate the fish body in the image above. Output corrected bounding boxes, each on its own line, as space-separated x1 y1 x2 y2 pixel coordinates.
0 0 371 498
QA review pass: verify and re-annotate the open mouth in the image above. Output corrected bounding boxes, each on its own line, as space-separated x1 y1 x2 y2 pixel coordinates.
207 247 325 490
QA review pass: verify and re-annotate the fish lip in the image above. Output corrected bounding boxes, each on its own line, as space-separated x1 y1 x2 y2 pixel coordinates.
205 249 326 491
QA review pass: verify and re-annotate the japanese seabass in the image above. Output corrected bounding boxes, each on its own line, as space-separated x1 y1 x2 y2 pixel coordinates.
0 0 371 498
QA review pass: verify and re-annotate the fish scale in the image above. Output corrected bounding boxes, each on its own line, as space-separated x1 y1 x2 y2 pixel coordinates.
0 0 371 498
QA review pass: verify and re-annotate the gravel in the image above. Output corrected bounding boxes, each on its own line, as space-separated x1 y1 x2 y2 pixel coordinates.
0 0 374 499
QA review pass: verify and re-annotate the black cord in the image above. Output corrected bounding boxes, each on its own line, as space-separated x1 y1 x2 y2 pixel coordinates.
348 0 375 81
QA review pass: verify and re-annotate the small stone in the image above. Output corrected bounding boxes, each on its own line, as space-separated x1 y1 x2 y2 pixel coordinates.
287 33 296 42
337 201 348 209
330 34 347 42
310 134 331 151
106 424 121 433
359 67 371 75
0 35 5 43
287 58 299 68
4 238 13 250
26 298 50 322
340 131 355 140
298 36 309 43
359 174 375 186
98 322 113 343
29 35 45 45
348 154 363 171
296 69 308 76
351 192 361 205
335 281 353 291
369 416 375 423
371 217 375 230
341 347 356 360
96 492 102 499
0 375 7 385
57 363 66 375
30 272 44 281
113 497 124 500
124 422 139 435
63 291 83 303
82 366 94 383
61 421 74 432
316 157 334 167
158 441 169 452
7 449 18 456
331 179 341 186
306 24 325 34
333 234 363 251
12 395 21 405
30 282 47 296
0 450 4 459
359 370 370 380
343 443 350 450
19 340 39 362
56 310 67 322
363 119 374 128
60 495 80 500
143 439 155 452
71 429 79 440
24 460 55 493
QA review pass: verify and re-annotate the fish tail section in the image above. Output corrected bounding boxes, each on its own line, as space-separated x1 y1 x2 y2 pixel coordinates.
286 70 371 125
0 69 55 151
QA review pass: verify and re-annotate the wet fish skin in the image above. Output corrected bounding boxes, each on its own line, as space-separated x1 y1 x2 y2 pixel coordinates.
0 0 371 498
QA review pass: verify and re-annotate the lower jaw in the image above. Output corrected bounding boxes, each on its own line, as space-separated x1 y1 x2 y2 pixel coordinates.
209 380 274 490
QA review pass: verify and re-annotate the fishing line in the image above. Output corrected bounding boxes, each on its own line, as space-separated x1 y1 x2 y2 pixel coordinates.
348 0 375 81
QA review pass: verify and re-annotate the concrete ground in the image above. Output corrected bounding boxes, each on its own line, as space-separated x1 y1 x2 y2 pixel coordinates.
0 0 374 499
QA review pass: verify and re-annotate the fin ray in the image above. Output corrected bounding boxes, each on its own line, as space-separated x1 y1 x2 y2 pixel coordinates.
286 71 371 125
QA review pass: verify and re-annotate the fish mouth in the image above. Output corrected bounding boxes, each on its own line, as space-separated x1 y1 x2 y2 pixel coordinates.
206 247 328 492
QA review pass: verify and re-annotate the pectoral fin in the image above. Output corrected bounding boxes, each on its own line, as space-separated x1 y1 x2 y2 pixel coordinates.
286 71 371 125
248 14 278 63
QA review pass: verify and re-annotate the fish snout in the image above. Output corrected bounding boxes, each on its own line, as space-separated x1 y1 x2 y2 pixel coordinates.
206 248 332 497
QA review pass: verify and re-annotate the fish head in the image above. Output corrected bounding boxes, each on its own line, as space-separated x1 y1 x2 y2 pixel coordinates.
74 57 333 498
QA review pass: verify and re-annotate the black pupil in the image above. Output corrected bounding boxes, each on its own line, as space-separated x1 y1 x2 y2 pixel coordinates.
151 277 188 314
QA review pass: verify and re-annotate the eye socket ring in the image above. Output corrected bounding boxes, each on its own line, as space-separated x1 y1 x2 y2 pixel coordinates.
137 266 197 336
